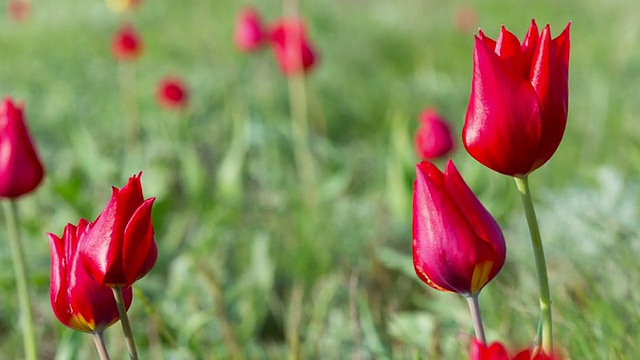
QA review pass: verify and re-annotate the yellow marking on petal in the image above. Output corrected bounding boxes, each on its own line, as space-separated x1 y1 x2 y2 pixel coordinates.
470 261 493 294
69 313 96 333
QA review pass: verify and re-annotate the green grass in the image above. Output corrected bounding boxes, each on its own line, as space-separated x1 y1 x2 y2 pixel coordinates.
1 0 640 358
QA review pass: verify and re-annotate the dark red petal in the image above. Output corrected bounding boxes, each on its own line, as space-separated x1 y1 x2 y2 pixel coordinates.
118 172 145 220
48 231 72 327
463 36 543 176
122 198 157 286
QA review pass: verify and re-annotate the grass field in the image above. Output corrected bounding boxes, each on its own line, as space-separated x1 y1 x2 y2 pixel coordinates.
1 0 640 358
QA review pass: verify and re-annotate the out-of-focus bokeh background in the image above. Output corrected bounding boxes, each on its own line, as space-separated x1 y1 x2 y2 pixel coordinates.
1 0 640 358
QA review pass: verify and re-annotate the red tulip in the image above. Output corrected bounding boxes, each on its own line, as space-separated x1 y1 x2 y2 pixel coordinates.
269 19 317 75
415 108 455 160
7 0 30 22
157 76 188 110
234 7 266 52
80 172 157 288
0 98 44 198
112 24 143 61
413 160 505 296
463 20 571 177
470 339 560 360
49 219 133 333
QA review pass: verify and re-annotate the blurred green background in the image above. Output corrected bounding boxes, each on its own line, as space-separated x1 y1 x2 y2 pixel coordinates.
1 0 640 358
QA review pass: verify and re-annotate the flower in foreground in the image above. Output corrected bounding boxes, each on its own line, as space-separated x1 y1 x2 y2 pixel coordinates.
80 172 157 288
157 76 188 110
415 108 455 160
49 220 133 333
470 338 560 360
269 18 317 75
0 98 44 198
413 160 505 296
234 7 266 52
112 24 143 61
463 20 571 177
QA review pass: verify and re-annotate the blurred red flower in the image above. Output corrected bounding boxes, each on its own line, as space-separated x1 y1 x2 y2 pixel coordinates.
157 76 188 110
112 24 143 61
79 172 157 288
7 0 30 22
415 108 455 160
49 220 133 333
0 98 44 199
234 7 266 52
454 6 478 34
413 160 505 296
269 19 317 75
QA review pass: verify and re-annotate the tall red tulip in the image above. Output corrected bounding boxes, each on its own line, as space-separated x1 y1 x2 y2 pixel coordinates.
49 219 133 333
112 24 143 61
0 98 44 198
415 108 455 160
157 76 188 110
79 172 157 288
463 20 571 177
234 7 266 52
269 19 317 75
413 160 505 296
470 339 560 360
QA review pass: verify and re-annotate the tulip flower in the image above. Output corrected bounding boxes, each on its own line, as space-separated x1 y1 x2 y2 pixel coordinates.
80 172 157 288
49 220 133 333
0 98 44 199
157 76 188 110
413 160 505 296
415 108 455 160
470 338 560 360
234 7 266 52
463 20 571 177
269 19 317 75
112 24 143 61
7 0 30 22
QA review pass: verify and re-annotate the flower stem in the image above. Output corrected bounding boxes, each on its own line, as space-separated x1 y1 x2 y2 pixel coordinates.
112 287 139 360
466 294 486 344
3 200 37 360
514 176 553 353
92 331 111 360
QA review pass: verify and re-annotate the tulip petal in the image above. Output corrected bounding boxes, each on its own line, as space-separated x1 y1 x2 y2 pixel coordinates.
48 231 72 327
463 36 543 176
122 198 157 286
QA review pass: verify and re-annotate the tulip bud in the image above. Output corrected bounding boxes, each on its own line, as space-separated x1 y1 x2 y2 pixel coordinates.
234 7 266 52
413 160 506 296
414 108 455 160
112 24 143 61
0 98 44 198
463 20 571 177
49 220 133 333
79 172 157 288
157 76 188 110
268 19 317 75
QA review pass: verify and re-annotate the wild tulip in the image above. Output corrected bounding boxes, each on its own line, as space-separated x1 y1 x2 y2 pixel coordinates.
463 20 571 177
112 24 143 61
269 19 317 75
157 76 188 110
234 7 266 52
470 339 560 360
0 98 44 198
415 108 455 160
80 172 157 288
413 160 505 296
49 220 133 333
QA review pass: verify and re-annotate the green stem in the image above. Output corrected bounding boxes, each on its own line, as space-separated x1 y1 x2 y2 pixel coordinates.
3 200 37 360
112 287 139 360
91 331 111 360
466 294 486 344
514 176 553 353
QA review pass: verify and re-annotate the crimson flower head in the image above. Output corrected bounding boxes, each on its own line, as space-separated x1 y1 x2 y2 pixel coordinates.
413 160 506 296
0 98 44 198
234 7 266 52
415 108 455 160
463 20 571 177
269 19 317 75
157 76 188 110
470 339 560 360
49 219 133 333
80 172 157 288
112 24 143 61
